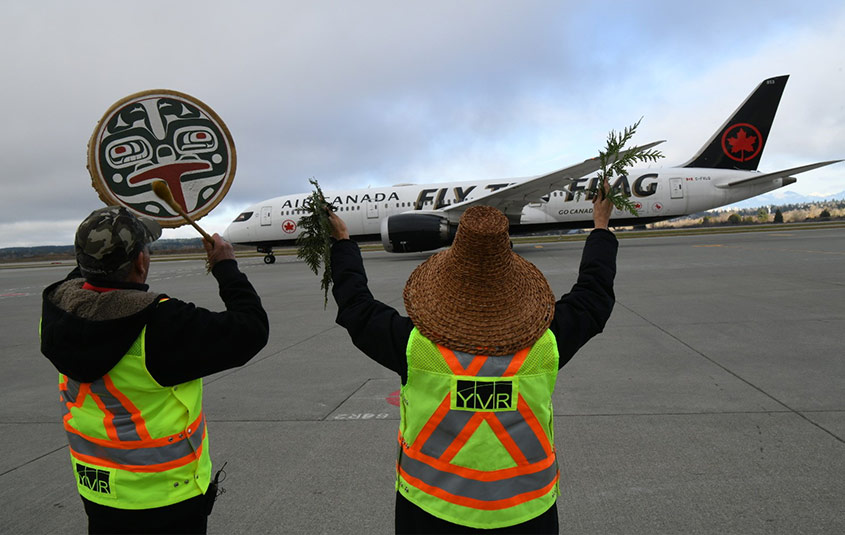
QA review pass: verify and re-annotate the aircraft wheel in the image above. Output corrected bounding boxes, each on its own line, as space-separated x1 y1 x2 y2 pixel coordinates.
264 255 276 264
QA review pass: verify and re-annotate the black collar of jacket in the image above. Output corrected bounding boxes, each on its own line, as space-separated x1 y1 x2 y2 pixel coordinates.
40 278 158 382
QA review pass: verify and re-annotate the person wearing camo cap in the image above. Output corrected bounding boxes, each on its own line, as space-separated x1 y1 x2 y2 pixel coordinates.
40 206 269 534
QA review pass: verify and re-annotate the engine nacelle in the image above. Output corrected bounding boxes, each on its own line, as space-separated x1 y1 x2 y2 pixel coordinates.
380 212 455 253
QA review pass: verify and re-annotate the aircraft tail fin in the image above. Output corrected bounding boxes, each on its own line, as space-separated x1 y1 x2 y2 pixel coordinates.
682 75 788 170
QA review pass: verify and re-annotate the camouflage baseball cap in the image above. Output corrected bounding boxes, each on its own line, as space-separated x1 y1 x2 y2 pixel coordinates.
75 206 162 277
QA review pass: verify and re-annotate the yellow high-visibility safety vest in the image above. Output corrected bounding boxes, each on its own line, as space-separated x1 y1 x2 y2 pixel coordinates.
59 324 211 509
397 328 560 529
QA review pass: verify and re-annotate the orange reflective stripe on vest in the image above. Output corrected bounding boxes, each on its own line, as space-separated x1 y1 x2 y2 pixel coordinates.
398 345 557 509
398 456 558 510
61 375 206 472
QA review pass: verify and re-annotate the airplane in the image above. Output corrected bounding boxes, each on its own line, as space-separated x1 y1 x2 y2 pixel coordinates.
223 75 841 263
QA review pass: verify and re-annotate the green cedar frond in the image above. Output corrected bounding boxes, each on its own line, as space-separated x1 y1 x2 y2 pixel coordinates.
296 178 335 308
578 118 664 217
600 186 640 217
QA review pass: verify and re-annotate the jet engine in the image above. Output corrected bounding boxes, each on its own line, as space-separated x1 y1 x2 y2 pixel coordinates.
380 212 455 253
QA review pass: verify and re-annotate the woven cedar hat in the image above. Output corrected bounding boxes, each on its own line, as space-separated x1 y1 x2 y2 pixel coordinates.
403 205 555 356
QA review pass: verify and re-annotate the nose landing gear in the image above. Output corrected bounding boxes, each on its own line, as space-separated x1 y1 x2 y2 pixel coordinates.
258 246 276 264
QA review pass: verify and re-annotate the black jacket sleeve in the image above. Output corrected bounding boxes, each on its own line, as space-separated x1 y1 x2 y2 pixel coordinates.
144 259 270 386
551 228 618 368
331 239 414 382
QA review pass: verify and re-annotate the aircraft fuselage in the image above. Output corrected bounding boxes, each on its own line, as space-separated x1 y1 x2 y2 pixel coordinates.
223 168 792 248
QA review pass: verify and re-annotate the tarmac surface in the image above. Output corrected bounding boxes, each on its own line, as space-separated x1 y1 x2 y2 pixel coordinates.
1 227 843 534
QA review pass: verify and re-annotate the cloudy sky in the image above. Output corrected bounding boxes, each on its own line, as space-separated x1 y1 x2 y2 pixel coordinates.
1 0 843 247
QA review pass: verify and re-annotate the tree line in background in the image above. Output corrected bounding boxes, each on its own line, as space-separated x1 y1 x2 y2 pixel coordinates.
0 238 215 262
652 199 845 229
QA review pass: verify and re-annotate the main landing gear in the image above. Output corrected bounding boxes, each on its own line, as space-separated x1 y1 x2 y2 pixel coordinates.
258 246 276 264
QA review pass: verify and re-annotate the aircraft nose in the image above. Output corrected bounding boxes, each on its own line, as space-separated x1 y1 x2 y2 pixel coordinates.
221 225 232 242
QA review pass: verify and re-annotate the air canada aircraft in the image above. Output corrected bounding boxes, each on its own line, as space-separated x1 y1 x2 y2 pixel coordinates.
224 75 841 262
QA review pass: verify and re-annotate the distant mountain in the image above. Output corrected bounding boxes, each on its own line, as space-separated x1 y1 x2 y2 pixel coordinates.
723 190 845 210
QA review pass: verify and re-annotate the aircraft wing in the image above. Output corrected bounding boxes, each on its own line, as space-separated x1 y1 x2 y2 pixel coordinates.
440 141 665 220
717 160 843 188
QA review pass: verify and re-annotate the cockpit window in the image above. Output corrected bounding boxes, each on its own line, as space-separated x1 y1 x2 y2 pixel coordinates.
233 211 253 222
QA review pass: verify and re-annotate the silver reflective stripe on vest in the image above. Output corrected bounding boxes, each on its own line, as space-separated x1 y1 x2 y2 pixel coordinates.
62 378 80 404
401 454 557 502
451 350 477 371
493 411 546 463
67 416 205 468
475 353 516 377
416 404 547 466
451 350 517 378
89 378 143 441
419 409 474 459
62 377 141 441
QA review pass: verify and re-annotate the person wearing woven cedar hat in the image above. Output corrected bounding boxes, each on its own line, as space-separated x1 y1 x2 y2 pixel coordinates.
39 206 269 534
329 181 618 534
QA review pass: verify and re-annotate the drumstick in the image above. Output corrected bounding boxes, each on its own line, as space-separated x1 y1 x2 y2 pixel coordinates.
151 180 214 246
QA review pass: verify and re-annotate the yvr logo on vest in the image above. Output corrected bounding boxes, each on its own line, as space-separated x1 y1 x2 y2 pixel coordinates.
76 463 113 495
452 377 518 411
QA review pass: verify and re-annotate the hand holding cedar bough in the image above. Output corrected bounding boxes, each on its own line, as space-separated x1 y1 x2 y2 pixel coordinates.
151 180 214 246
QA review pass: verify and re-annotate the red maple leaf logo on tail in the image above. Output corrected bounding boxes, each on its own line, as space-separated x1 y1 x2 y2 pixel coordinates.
728 128 757 156
721 123 763 162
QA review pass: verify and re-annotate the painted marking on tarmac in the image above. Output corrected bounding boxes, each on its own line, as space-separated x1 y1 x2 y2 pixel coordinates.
332 413 390 420
0 292 31 299
386 390 400 407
